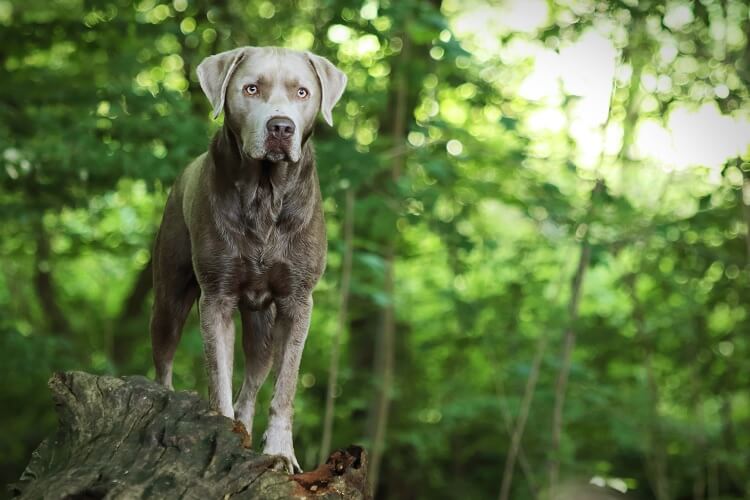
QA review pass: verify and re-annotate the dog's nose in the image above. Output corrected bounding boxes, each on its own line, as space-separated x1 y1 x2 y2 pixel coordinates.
266 117 295 140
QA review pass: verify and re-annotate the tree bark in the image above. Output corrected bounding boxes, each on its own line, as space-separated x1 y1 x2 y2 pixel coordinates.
10 372 368 500
320 189 355 462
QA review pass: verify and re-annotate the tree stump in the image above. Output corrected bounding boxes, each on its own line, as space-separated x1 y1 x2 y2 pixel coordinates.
9 372 368 499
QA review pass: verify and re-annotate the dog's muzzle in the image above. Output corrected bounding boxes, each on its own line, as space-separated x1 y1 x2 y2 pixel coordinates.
264 116 295 161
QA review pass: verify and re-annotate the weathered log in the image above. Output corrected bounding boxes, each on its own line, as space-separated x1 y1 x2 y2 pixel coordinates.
10 372 368 499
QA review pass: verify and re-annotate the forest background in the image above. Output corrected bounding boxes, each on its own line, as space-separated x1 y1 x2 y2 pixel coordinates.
2 0 750 498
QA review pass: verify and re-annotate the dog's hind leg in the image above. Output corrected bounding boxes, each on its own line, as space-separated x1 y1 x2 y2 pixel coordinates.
151 280 198 389
150 191 198 389
234 305 275 442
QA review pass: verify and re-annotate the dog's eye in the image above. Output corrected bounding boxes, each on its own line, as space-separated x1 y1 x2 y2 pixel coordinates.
297 87 309 99
243 84 258 96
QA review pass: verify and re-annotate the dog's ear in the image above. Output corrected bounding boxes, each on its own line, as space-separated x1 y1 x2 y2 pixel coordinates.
197 48 247 119
306 53 347 126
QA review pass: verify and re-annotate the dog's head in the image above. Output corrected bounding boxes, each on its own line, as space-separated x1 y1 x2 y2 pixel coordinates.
197 46 347 163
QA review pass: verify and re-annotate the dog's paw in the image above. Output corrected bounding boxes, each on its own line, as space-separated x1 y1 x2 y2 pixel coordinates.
262 426 301 473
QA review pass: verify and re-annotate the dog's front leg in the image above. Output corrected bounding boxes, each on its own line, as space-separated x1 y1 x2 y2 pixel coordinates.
262 295 312 473
199 295 236 418
234 307 275 442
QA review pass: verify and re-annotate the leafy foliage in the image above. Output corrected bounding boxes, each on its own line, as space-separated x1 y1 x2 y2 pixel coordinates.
1 0 750 498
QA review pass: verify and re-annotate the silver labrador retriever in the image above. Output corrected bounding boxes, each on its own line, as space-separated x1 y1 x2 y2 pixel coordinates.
149 46 346 472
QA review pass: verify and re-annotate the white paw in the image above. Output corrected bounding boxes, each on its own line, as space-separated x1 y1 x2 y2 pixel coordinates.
262 425 301 473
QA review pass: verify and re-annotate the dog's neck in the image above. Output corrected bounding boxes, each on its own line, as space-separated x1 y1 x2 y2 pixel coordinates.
207 124 317 244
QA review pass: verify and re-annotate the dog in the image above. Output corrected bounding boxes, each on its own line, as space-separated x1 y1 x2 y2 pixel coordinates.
149 46 346 473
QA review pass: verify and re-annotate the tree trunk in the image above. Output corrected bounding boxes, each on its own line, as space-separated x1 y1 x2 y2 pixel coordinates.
320 189 355 462
486 282 534 499
368 33 410 494
547 227 595 491
494 255 573 499
10 372 368 500
112 258 154 369
742 168 750 267
498 335 546 500
33 216 71 338
547 42 637 490
623 271 669 500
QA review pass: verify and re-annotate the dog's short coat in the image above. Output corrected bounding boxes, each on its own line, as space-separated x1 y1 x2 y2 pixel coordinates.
149 47 346 473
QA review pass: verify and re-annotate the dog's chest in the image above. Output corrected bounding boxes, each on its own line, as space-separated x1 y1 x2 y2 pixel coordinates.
234 250 292 310
236 176 283 242
231 180 293 309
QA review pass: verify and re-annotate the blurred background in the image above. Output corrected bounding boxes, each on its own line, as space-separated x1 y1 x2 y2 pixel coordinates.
2 0 750 498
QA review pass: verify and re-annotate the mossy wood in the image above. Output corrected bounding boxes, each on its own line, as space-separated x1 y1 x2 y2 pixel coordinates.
10 372 367 499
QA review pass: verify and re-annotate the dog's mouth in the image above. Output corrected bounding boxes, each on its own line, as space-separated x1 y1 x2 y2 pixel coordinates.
264 150 288 162
263 138 292 163
242 135 299 163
